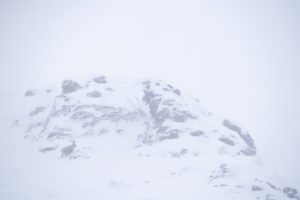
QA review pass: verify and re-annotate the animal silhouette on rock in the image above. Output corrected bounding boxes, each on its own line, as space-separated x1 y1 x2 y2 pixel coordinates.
61 140 76 158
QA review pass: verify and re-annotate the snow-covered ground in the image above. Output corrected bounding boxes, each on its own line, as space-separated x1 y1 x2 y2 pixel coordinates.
0 76 298 200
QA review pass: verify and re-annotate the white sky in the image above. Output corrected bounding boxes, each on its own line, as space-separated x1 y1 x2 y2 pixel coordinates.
0 0 300 188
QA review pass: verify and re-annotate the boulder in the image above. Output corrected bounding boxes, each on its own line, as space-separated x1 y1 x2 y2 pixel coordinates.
93 76 107 84
24 90 35 96
87 91 102 98
62 80 81 94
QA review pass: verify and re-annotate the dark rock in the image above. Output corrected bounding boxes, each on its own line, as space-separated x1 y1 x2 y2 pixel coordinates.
223 119 256 156
219 137 235 146
162 99 175 106
30 107 46 116
241 148 256 156
173 114 187 122
190 130 204 136
25 90 34 96
171 152 180 158
157 126 168 133
154 108 170 126
142 90 158 104
168 132 179 139
87 90 102 98
143 88 194 128
173 110 196 123
149 99 161 117
220 164 230 174
26 122 43 133
283 187 299 199
62 80 81 94
93 76 107 84
52 105 73 117
209 164 231 182
47 131 71 139
159 129 180 141
173 89 181 96
223 119 242 134
106 87 113 91
252 186 263 191
71 111 96 121
39 147 56 153
220 184 228 187
167 84 173 89
180 148 188 155
267 182 279 190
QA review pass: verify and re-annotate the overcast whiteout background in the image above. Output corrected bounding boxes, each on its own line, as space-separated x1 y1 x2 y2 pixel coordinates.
0 0 299 189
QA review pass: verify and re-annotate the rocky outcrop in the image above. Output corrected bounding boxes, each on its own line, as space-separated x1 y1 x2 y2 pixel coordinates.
283 187 300 199
62 80 81 94
15 76 299 200
223 119 256 156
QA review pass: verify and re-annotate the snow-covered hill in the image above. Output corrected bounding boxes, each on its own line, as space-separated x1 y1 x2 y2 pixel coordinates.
0 75 298 200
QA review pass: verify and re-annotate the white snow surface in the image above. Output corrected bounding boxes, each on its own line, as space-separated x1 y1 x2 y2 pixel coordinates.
0 75 298 200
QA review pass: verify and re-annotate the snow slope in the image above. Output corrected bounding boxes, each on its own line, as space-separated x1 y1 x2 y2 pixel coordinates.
0 75 298 200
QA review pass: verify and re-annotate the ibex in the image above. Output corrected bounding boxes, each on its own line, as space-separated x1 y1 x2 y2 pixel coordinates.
61 140 76 158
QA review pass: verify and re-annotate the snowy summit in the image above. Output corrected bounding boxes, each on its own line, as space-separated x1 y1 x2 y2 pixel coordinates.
1 75 299 200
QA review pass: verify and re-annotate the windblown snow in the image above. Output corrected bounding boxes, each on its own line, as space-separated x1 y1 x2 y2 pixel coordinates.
0 75 298 200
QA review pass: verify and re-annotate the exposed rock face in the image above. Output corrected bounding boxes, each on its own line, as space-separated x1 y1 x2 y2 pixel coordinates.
62 80 81 94
17 76 297 200
222 119 256 156
283 187 300 199
23 78 258 154
141 81 197 144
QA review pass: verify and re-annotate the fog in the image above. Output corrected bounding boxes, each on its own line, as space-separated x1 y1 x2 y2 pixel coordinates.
0 0 300 188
